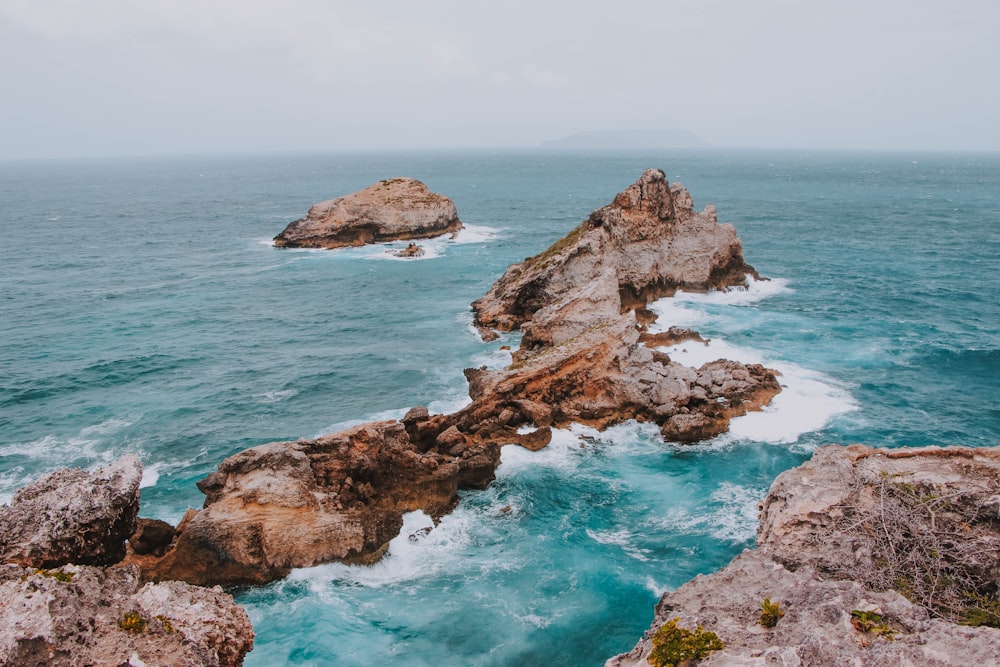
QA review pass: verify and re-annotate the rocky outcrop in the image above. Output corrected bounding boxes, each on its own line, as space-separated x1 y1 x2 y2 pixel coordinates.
0 455 141 568
273 177 462 249
473 168 756 336
0 457 255 666
464 168 778 442
133 169 780 586
608 445 1000 666
0 564 253 667
126 419 506 586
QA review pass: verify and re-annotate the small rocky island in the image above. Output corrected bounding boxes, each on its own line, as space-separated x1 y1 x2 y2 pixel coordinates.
609 445 1000 666
273 177 462 249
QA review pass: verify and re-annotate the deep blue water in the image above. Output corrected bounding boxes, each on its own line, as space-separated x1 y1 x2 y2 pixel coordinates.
1 150 998 665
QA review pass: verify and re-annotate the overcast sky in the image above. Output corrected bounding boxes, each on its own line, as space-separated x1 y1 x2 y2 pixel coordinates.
2 0 998 158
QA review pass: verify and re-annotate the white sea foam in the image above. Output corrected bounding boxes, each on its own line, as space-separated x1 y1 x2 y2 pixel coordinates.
657 482 764 543
648 276 792 329
288 508 481 589
585 527 653 562
451 224 500 244
254 388 299 403
496 424 597 477
80 415 139 436
140 462 161 489
648 328 855 445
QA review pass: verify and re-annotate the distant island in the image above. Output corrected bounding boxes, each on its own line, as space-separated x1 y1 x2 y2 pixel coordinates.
541 129 709 149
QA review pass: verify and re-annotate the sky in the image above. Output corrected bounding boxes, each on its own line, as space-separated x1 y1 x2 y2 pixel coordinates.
1 0 998 158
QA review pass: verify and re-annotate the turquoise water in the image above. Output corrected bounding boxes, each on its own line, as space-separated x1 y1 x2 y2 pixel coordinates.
2 150 998 665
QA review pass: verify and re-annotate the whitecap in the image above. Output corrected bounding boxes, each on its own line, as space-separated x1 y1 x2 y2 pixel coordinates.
656 481 764 543
450 224 500 244
648 275 792 328
654 338 856 445
80 415 139 436
140 462 161 489
287 509 477 589
254 388 299 403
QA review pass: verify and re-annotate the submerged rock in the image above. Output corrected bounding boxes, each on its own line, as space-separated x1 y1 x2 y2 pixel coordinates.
608 445 1000 666
0 455 141 568
393 242 426 258
0 564 253 667
273 177 462 249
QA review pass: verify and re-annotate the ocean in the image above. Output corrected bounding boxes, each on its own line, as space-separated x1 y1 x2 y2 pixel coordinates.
1 149 998 665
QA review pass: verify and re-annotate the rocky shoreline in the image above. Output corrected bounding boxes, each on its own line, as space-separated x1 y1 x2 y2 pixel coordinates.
0 457 254 666
608 445 1000 666
6 168 994 665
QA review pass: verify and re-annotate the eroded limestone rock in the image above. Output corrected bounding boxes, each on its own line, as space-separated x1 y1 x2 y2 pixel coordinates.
608 445 1000 666
273 177 462 249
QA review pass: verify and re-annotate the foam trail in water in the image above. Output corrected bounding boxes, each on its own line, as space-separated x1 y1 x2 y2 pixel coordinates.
649 276 791 328
659 338 857 444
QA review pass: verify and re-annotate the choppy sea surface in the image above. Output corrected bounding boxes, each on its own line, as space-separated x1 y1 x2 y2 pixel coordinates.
1 150 998 665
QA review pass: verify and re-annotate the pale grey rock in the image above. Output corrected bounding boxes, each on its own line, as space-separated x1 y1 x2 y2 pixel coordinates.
608 445 1000 666
0 564 253 667
0 455 142 568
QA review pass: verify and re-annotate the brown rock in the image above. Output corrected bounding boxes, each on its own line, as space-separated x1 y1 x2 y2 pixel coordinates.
129 518 176 556
130 421 502 586
273 177 462 249
393 242 426 258
0 455 141 568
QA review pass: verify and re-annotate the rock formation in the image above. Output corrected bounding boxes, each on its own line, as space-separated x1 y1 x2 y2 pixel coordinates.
273 177 462 249
608 445 1000 666
0 564 253 667
466 168 778 442
133 169 781 586
126 420 504 586
0 456 255 666
140 169 779 584
0 455 141 568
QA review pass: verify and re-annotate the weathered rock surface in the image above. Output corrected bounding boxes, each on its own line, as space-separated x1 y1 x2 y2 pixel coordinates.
465 168 779 441
127 420 508 586
0 564 253 667
0 455 141 568
473 168 757 336
135 169 780 586
273 177 462 249
608 445 1000 666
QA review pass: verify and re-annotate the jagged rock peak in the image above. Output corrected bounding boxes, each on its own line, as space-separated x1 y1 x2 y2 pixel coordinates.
273 177 462 249
472 167 757 337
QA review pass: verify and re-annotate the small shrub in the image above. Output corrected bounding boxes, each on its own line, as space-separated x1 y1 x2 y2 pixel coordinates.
850 609 896 641
648 618 724 667
961 593 1000 628
759 598 785 628
118 611 148 634
155 614 176 634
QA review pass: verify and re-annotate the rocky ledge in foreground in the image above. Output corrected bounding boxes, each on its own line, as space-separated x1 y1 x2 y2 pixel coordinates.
133 169 781 587
608 445 1000 666
0 456 254 667
273 177 462 249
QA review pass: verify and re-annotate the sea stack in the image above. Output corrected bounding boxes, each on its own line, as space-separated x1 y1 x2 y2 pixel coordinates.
273 177 463 249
